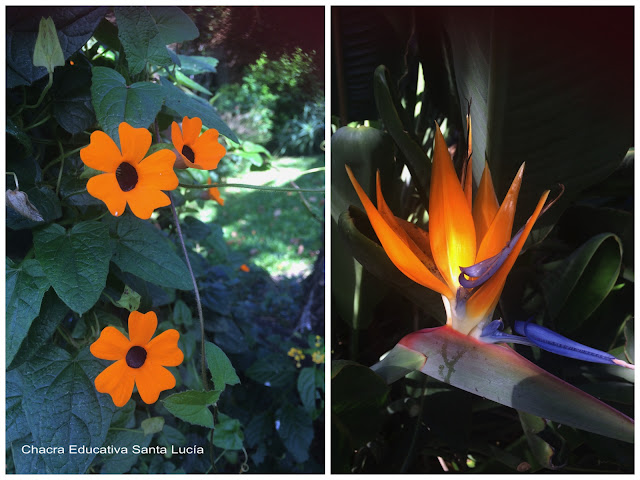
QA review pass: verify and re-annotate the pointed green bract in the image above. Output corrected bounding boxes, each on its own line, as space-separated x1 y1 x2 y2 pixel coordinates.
33 17 64 73
372 326 634 443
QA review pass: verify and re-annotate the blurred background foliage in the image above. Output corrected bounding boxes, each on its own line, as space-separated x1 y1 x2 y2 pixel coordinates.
331 6 633 474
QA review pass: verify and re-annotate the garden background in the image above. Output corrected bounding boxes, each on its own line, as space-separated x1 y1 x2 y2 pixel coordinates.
6 6 325 474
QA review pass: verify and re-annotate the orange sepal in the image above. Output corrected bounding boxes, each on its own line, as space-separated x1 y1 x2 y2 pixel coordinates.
461 190 550 334
346 165 451 297
476 163 524 263
472 161 500 247
428 123 476 292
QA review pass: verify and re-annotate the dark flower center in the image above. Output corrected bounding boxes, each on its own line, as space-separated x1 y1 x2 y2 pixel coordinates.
115 162 138 192
181 145 195 163
126 346 147 368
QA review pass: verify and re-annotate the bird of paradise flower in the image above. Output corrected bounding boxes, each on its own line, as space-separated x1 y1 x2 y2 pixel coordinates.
345 119 633 442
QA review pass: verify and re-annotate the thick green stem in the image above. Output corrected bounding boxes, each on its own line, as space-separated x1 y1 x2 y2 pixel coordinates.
169 193 209 391
24 72 54 111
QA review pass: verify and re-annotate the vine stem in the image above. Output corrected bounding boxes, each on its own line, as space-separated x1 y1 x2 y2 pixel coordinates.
179 182 324 193
169 192 209 391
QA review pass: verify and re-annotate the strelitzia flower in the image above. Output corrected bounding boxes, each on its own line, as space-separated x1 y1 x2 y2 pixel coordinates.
345 121 633 441
80 122 179 219
171 116 226 170
90 310 183 407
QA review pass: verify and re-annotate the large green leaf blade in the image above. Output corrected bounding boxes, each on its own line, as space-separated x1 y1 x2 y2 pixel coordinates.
444 8 633 229
10 346 117 473
107 215 192 290
162 390 221 428
6 258 50 366
372 326 634 443
90 67 164 147
33 221 111 314
148 6 199 45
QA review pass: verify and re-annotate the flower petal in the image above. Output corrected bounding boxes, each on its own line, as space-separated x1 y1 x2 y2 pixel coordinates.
80 130 123 172
476 163 524 263
181 116 202 146
90 326 131 360
191 128 226 170
128 311 158 346
429 122 476 292
135 361 177 404
171 121 185 151
346 165 451 297
209 187 225 206
94 359 135 407
136 149 180 191
119 123 152 165
463 190 550 333
146 329 184 366
86 173 127 217
472 161 500 247
125 187 171 219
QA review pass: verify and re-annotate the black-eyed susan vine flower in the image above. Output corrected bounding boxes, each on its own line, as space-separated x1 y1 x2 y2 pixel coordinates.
346 119 633 441
80 122 178 219
90 310 183 407
206 177 225 206
171 116 226 170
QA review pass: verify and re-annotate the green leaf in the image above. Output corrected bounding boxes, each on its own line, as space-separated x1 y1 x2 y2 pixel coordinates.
177 54 218 75
114 6 172 75
160 77 238 143
52 59 96 134
114 285 141 312
6 258 50 366
141 416 165 436
213 413 244 450
107 214 192 290
175 70 213 96
9 289 68 370
245 353 297 388
162 390 221 428
624 318 634 363
33 17 64 72
7 117 33 155
205 341 240 392
98 429 152 474
373 326 634 442
10 346 117 473
519 411 568 470
6 369 27 445
148 6 199 44
172 299 193 327
7 7 108 87
276 404 313 463
541 233 622 332
90 67 164 147
33 221 111 314
443 8 632 230
297 367 318 413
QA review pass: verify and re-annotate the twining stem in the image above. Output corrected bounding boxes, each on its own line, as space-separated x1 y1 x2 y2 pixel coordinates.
24 71 54 111
179 182 324 193
169 193 209 391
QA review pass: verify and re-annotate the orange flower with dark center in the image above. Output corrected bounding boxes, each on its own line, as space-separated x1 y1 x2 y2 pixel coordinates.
171 116 226 170
90 311 183 407
80 122 179 219
206 177 225 206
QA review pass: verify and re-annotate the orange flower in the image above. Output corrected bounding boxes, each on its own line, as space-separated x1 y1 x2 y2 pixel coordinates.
80 123 178 219
347 122 549 336
90 311 183 407
240 264 250 272
171 116 226 170
206 177 225 206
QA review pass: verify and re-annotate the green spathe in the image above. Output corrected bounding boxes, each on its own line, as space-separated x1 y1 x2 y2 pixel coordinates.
33 17 65 73
372 325 634 443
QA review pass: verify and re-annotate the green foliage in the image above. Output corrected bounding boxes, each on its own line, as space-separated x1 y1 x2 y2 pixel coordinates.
7 6 324 475
214 48 322 151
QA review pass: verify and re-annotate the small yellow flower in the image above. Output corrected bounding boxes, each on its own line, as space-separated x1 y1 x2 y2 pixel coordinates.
312 351 325 364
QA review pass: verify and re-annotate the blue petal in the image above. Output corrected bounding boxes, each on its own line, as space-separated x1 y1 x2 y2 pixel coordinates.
514 320 622 366
480 319 536 346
